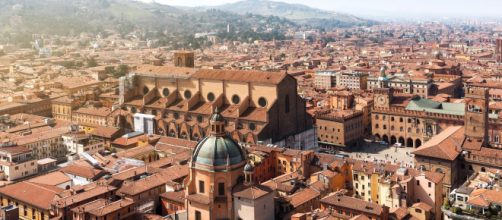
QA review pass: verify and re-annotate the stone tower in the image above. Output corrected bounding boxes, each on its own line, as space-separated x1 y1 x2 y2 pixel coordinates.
174 50 195 68
464 87 489 145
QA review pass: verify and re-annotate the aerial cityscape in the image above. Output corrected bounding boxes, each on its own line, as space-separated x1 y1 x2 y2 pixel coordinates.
0 0 501 220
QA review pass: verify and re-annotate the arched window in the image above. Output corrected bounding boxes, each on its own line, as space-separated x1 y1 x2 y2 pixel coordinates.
285 95 290 113
177 57 183 66
495 135 500 143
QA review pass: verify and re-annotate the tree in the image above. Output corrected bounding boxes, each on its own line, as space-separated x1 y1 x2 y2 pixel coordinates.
114 64 129 77
87 58 98 67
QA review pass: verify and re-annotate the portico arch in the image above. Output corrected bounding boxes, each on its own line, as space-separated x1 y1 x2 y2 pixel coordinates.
415 139 422 148
406 138 414 147
390 136 397 145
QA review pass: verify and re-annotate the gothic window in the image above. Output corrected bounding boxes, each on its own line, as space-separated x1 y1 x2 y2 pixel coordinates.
177 57 183 66
285 95 290 113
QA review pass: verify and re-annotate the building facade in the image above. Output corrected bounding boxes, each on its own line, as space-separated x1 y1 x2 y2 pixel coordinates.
315 70 337 90
117 64 315 149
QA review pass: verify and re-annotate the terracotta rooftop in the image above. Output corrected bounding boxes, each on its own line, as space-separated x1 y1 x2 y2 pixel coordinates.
412 126 463 161
0 181 64 210
87 198 135 217
193 68 287 85
233 185 273 200
320 193 383 216
28 171 71 186
160 191 185 204
60 164 106 180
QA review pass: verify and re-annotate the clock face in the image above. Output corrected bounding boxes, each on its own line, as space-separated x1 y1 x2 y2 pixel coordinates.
377 96 388 106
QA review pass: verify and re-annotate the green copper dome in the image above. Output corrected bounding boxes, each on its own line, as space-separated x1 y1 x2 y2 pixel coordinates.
191 108 246 170
192 135 246 169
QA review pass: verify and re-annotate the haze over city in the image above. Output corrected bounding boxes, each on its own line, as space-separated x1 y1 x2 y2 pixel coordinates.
144 0 502 19
0 0 501 220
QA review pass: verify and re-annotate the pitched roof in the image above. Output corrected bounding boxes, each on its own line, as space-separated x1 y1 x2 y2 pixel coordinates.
413 126 463 161
320 193 383 216
116 173 168 196
54 185 117 208
28 171 71 186
60 164 106 180
0 182 63 210
160 191 185 204
467 189 502 207
87 199 135 217
193 69 287 85
233 185 273 200
288 187 320 208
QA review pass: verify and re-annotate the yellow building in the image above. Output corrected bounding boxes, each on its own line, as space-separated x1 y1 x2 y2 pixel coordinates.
51 96 78 121
71 106 112 133
0 181 63 220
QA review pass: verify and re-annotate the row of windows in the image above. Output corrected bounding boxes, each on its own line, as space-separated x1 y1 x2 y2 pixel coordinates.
374 124 421 133
374 115 421 124
198 180 226 196
143 87 270 107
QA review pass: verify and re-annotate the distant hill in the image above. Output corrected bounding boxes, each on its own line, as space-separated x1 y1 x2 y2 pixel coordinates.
0 0 374 48
213 0 375 28
0 0 294 35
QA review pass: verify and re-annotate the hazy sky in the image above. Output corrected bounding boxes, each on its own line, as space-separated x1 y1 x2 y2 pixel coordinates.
143 0 502 19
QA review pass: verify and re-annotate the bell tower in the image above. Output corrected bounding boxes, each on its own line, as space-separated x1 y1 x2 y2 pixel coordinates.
464 87 489 145
173 50 195 68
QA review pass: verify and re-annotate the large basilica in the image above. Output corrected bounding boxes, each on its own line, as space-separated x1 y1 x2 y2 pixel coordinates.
116 51 315 150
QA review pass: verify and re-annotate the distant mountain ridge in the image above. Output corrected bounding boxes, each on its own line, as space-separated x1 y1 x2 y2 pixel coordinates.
0 0 375 47
211 0 375 27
